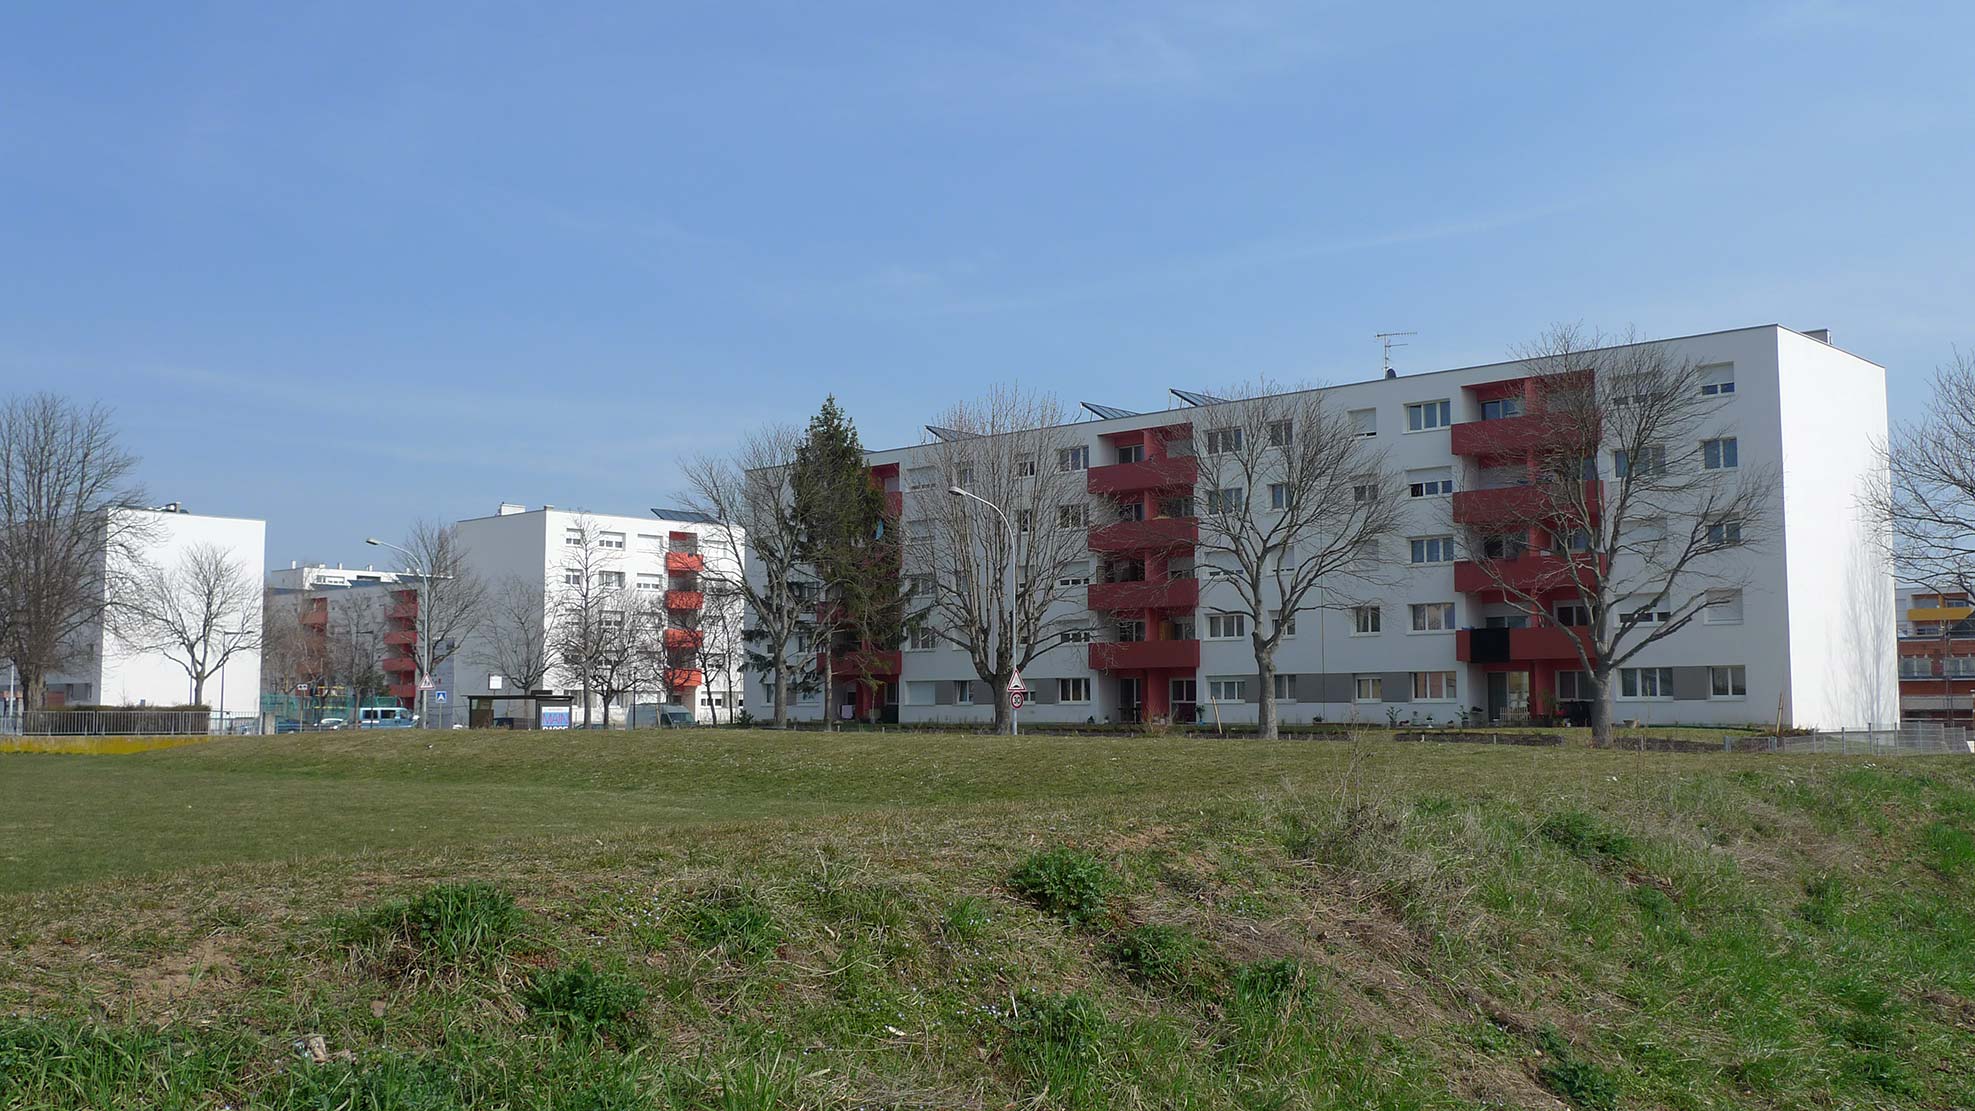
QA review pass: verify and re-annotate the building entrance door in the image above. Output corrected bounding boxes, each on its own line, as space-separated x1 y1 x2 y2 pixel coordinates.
1486 671 1530 722
1118 677 1142 724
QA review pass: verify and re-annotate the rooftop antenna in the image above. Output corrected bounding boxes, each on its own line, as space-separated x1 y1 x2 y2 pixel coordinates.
1376 331 1417 378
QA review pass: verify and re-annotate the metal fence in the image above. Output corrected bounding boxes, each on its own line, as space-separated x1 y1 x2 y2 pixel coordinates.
1730 723 1975 756
0 709 265 736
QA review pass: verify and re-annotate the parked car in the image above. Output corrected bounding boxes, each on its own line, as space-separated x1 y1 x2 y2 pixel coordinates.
316 717 348 730
358 706 415 729
656 704 697 727
273 718 302 734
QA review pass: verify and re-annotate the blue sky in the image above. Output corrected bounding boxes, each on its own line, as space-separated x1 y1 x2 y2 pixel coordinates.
3 2 1970 569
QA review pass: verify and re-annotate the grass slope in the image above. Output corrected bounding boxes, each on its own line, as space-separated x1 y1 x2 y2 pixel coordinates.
1 729 1972 1109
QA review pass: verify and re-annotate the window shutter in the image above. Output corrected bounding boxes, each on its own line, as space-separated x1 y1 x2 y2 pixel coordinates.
1670 666 1710 701
1382 672 1413 703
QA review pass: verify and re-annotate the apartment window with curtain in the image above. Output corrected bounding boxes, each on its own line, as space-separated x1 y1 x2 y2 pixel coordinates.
1412 671 1457 700
1405 400 1451 431
1619 667 1675 698
1354 676 1383 702
1702 437 1739 470
1409 602 1455 632
1409 536 1455 564
1267 420 1294 447
1480 396 1523 420
1208 677 1247 702
1272 673 1296 701
1057 446 1088 471
1204 427 1243 455
1352 606 1382 635
1709 665 1747 698
1057 678 1091 703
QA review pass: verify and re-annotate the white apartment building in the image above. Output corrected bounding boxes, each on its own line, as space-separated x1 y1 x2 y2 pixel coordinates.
449 504 746 725
748 325 1897 730
34 506 266 714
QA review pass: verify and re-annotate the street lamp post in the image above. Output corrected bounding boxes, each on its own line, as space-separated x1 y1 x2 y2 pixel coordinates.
947 485 1019 736
366 537 430 729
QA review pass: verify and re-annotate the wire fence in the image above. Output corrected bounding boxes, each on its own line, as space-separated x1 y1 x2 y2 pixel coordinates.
1722 723 1975 756
0 710 265 737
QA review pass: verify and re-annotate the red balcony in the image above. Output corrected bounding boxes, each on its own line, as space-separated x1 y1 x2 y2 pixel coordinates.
664 627 704 650
388 601 418 620
1088 576 1200 612
388 683 416 701
1455 625 1591 663
1089 516 1198 553
1452 482 1601 525
666 590 704 611
1454 553 1606 596
1087 456 1198 496
382 656 417 674
383 629 417 646
826 648 902 678
884 491 903 518
1088 639 1200 671
666 551 705 574
664 668 705 690
301 608 328 627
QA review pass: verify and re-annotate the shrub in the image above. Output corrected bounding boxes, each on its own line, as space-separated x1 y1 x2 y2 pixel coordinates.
1106 923 1200 987
1008 848 1116 926
520 961 647 1042
682 887 781 959
1538 811 1635 865
1535 1027 1619 1111
336 882 522 968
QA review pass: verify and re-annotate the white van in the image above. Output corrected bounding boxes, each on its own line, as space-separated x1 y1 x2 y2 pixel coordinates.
358 706 416 729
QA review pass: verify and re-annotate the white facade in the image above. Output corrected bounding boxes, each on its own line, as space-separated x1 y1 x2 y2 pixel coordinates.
449 504 746 724
266 561 412 592
747 325 1898 730
40 507 266 715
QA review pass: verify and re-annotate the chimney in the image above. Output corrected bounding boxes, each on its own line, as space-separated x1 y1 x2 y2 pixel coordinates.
498 502 525 516
1803 328 1832 344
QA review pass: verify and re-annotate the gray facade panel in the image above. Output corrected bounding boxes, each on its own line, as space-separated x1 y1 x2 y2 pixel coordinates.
1671 666 1711 701
1382 672 1413 703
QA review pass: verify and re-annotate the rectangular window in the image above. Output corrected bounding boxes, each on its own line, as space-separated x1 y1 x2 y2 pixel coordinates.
905 466 936 490
1480 397 1524 421
1209 677 1248 703
1626 603 1672 625
1267 482 1292 510
1352 605 1382 635
1705 588 1744 624
1207 613 1247 639
1271 609 1296 637
636 573 663 592
1556 670 1590 700
1554 602 1592 627
1058 678 1091 703
564 571 583 586
599 531 626 549
908 627 938 651
1116 444 1144 464
1057 504 1089 528
1613 445 1666 477
1702 437 1739 470
1267 420 1294 447
952 681 976 705
1058 446 1088 472
1059 628 1094 644
1707 517 1744 545
1206 487 1246 514
1016 509 1034 533
1409 536 1455 564
1353 479 1380 502
1349 408 1377 437
1407 466 1454 497
601 609 625 629
1016 454 1037 477
1273 673 1296 701
598 571 626 588
1412 671 1457 700
1057 560 1093 587
1700 363 1736 396
1410 602 1455 632
1405 400 1451 431
564 528 584 546
1710 665 1747 698
1204 427 1243 455
638 533 662 549
1619 666 1675 699
1117 620 1145 642
1355 675 1383 702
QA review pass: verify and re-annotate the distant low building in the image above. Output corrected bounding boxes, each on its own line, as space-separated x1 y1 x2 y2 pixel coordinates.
1896 585 1975 725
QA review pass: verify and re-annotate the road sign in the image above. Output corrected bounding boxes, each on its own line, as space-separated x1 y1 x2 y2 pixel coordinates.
432 690 448 704
1011 691 1026 710
418 676 435 691
1007 669 1027 694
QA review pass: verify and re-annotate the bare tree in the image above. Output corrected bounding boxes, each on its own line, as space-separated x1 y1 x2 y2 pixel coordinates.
551 514 621 726
680 426 806 727
695 580 747 723
477 574 558 703
119 542 262 706
1876 348 1975 595
906 386 1091 733
562 586 651 728
0 394 146 709
260 588 326 718
1190 386 1404 738
1453 326 1778 745
395 520 488 725
326 591 388 718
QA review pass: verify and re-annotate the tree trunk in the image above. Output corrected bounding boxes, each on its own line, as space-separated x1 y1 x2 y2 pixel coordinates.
19 666 46 712
1590 670 1616 747
582 680 593 727
192 674 207 708
772 658 789 728
1256 660 1278 740
993 680 1013 735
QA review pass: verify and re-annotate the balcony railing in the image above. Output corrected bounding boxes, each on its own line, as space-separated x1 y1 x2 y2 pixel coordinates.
383 629 417 646
1455 625 1590 663
1086 456 1198 496
666 590 704 611
664 628 704 650
300 608 328 627
664 668 705 689
1087 577 1200 612
1088 638 1201 671
1453 553 1606 595
1088 516 1199 552
387 682 416 700
665 551 706 574
1451 481 1601 525
387 601 419 620
381 656 417 674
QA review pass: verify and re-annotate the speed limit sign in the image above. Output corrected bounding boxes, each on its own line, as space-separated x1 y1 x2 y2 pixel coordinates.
1011 691 1026 709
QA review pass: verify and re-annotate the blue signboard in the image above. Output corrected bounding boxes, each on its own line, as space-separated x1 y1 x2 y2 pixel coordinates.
540 705 572 730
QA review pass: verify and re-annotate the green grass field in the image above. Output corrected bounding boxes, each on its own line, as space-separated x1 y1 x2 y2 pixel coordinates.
3 728 1973 1109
